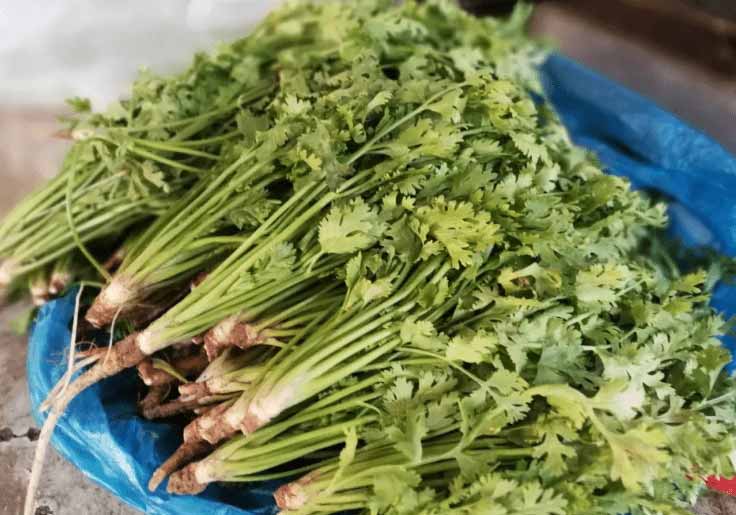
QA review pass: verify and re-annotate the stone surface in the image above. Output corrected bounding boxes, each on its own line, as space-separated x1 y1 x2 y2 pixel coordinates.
694 491 736 515
0 302 136 515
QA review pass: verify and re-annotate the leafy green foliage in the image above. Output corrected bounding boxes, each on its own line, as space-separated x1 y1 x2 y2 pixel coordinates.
182 2 736 512
19 1 736 514
319 199 386 255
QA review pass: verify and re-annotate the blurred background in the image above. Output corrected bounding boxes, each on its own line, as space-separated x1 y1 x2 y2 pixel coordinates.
0 1 734 514
1 0 734 217
0 0 734 213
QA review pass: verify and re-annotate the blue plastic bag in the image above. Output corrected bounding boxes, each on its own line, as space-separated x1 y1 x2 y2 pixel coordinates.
27 292 279 515
27 54 736 514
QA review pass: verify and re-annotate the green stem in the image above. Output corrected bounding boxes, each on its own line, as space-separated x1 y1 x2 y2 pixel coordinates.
65 169 112 281
131 139 221 160
346 83 466 165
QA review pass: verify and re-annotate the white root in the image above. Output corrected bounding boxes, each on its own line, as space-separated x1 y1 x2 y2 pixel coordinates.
102 307 123 368
240 381 299 433
193 458 219 487
27 302 147 515
39 354 100 412
30 281 50 307
137 326 165 355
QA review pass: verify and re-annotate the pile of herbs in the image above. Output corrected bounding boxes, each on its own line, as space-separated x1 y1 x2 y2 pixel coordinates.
17 2 736 515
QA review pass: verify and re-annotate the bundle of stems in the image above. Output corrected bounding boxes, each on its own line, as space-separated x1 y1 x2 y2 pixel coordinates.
272 437 535 514
0 0 339 298
0 84 273 300
83 0 381 327
24 251 94 306
53 0 506 408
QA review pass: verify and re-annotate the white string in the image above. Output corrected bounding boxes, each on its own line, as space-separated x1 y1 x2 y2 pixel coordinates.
103 306 123 367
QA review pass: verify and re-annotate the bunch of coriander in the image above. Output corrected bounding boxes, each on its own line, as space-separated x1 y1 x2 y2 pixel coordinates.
20 3 736 515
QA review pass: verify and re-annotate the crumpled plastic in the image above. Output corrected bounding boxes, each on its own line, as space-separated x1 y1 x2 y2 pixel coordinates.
27 54 736 513
27 292 280 515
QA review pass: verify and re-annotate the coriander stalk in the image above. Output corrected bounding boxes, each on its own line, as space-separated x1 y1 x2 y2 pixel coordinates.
133 66 476 340
162 376 385 492
169 416 378 495
0 30 280 298
48 78 484 470
83 0 395 324
202 280 343 359
27 6 600 513
180 257 460 446
274 436 536 514
85 108 282 325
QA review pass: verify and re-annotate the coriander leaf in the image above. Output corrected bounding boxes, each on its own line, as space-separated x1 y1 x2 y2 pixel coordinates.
319 198 386 254
606 424 669 493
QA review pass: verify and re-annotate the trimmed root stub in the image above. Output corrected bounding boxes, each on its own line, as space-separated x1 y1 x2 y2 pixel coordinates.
178 381 211 402
167 463 208 495
193 403 220 416
139 384 170 413
202 316 263 361
97 332 147 375
148 439 212 492
183 402 238 444
136 349 208 386
49 271 72 296
181 395 274 445
142 398 203 420
137 360 173 386
30 282 50 307
274 471 320 511
240 410 270 435
85 278 136 327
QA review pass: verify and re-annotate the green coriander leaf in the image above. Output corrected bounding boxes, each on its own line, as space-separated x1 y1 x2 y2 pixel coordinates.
319 198 386 254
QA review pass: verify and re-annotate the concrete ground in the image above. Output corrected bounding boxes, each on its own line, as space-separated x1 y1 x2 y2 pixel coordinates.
0 303 134 515
1 4 736 515
0 110 135 515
